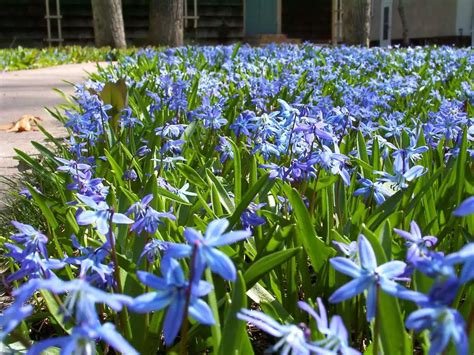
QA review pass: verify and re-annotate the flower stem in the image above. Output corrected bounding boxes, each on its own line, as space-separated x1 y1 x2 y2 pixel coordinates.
108 210 132 340
373 287 381 355
467 300 474 335
205 268 222 350
180 242 199 355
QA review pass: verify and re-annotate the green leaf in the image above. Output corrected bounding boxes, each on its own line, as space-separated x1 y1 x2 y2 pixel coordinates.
176 162 206 188
244 247 302 288
35 122 64 150
100 79 128 131
25 182 59 230
41 290 71 334
372 137 381 171
104 150 125 187
228 138 242 205
357 131 369 162
205 269 221 351
219 272 254 355
206 168 234 214
187 75 200 110
156 186 192 205
283 185 334 272
14 149 49 176
455 128 468 204
227 172 273 230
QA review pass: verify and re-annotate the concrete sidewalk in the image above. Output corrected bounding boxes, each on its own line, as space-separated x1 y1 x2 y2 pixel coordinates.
0 62 109 199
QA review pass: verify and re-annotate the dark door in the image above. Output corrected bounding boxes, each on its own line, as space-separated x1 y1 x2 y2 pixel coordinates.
282 0 331 41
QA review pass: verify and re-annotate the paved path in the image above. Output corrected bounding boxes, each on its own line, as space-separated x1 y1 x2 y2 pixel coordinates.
0 62 109 201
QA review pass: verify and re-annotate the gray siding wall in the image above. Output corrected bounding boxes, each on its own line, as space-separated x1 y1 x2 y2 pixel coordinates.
370 0 459 41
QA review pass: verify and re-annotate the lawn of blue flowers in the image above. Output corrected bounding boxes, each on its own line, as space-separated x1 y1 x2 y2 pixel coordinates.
1 44 473 354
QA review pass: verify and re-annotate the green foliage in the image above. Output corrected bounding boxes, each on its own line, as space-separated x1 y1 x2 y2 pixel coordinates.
1 44 473 354
0 46 135 71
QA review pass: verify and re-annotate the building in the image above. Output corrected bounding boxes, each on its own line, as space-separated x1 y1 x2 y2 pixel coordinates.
0 0 343 47
0 0 472 48
370 0 473 46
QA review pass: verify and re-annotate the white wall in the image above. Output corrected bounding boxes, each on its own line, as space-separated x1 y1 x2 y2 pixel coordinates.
371 0 460 41
456 0 473 37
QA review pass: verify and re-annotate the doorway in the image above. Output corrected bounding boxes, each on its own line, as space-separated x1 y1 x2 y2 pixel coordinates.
282 0 331 42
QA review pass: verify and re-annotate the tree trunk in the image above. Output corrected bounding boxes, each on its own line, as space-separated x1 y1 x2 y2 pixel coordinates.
149 0 184 47
397 0 409 46
342 0 366 45
362 0 372 47
91 0 127 48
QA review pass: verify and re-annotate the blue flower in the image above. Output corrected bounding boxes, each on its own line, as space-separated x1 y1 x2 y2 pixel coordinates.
28 323 138 355
237 309 324 355
136 144 151 157
354 178 394 205
131 258 214 345
18 187 33 199
9 221 48 258
375 165 426 190
329 234 411 321
155 123 186 138
123 168 138 181
392 143 428 174
298 299 360 355
64 235 114 287
394 244 472 355
174 183 197 203
0 303 32 342
241 202 266 230
6 250 64 282
394 221 437 263
216 136 234 163
166 219 251 281
75 194 133 235
453 196 474 216
11 277 136 354
445 243 474 284
119 107 142 128
127 194 175 235
55 157 91 176
310 145 351 185
138 238 168 264
406 307 467 355
229 110 255 137
332 240 357 260
277 99 300 126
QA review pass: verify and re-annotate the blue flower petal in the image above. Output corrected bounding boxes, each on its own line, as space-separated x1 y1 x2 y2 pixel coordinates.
207 230 251 247
188 298 215 325
366 283 377 321
76 211 98 225
137 271 169 290
204 247 236 281
329 257 361 278
358 235 377 271
163 295 186 346
376 260 406 278
329 276 371 303
111 213 134 224
204 219 229 240
97 323 138 355
237 309 285 337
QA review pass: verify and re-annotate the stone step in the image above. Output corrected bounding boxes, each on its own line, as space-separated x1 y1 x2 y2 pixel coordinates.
244 34 302 46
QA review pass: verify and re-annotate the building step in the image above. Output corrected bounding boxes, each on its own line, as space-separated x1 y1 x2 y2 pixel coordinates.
244 34 302 46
